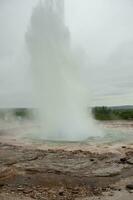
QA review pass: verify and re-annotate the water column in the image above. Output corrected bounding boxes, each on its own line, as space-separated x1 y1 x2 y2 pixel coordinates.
26 0 100 141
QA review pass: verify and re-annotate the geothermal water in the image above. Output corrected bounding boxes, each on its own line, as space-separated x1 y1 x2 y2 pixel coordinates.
26 0 100 141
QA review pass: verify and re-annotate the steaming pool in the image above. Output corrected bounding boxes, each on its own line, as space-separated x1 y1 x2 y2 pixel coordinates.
0 119 133 148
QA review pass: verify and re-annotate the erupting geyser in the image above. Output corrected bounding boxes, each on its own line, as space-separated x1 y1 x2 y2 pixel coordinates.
26 0 100 141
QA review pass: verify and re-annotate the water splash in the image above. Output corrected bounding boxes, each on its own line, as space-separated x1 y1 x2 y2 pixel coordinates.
26 0 100 141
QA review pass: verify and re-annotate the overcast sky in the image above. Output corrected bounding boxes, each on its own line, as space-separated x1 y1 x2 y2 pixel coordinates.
0 0 133 107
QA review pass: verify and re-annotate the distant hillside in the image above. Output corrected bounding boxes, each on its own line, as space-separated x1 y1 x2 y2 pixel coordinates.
111 105 133 110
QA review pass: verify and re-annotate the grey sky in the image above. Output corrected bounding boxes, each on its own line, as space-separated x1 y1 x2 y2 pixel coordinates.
65 0 133 105
0 0 133 107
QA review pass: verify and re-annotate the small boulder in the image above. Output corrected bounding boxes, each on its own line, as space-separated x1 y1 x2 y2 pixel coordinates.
126 184 133 190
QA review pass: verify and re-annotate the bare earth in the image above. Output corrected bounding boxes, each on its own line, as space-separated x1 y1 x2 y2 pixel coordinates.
0 120 133 199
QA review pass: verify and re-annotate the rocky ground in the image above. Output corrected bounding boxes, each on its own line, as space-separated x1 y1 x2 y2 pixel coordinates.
0 142 133 200
0 119 133 199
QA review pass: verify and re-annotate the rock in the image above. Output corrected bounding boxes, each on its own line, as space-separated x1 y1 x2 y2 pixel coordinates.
17 187 24 192
6 160 17 166
109 192 113 196
122 146 126 149
0 183 4 187
59 191 64 196
120 158 127 164
0 167 16 180
126 184 133 190
58 187 64 196
90 159 94 162
94 167 121 177
30 192 36 199
120 157 133 165
23 188 33 194
72 188 80 194
127 158 133 165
